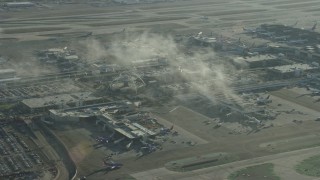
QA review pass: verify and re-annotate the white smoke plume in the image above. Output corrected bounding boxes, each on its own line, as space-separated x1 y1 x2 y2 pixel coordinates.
84 32 241 104
0 27 2 46
79 38 108 62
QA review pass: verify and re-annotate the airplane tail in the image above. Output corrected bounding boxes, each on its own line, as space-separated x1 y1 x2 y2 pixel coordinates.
292 21 298 27
311 22 317 31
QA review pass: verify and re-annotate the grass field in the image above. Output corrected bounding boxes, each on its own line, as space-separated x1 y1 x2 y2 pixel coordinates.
165 153 239 172
228 163 280 180
295 154 320 177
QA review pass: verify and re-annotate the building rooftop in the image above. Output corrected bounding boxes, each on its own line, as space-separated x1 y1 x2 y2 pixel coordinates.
22 92 100 109
234 54 277 63
5 2 34 5
0 69 15 74
193 36 217 43
98 111 158 139
268 63 317 73
64 55 79 61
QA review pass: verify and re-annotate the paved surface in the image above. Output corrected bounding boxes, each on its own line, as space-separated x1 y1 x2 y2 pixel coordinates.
1 0 320 41
132 146 320 180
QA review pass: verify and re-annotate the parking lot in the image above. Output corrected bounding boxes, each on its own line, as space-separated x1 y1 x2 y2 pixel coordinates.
0 119 57 179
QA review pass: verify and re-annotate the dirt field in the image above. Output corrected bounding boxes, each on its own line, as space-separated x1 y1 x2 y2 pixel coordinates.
228 163 280 180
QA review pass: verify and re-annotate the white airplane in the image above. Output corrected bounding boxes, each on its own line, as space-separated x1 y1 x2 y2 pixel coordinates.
310 22 317 31
273 35 290 41
306 86 320 96
290 21 298 27
287 39 308 44
246 43 270 55
200 16 209 20
242 27 264 34
301 22 317 32
256 95 272 105
285 21 298 27
257 31 275 38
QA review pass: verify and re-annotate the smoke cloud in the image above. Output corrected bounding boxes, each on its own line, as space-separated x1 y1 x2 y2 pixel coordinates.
0 27 2 46
84 32 241 104
79 38 108 62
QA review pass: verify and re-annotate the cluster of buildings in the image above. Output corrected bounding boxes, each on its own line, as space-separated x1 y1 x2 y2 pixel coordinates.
20 88 168 144
48 101 162 140
37 48 80 73
21 92 101 113
190 25 320 80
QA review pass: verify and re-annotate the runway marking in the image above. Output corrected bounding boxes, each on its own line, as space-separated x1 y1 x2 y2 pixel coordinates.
169 106 179 113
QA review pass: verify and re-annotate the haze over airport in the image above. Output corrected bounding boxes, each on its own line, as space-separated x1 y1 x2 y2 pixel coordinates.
0 0 320 180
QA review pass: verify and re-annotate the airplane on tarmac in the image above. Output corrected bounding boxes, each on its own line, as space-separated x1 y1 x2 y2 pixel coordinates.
95 132 115 144
80 32 93 38
287 39 308 45
290 21 298 27
257 31 275 38
301 22 317 32
140 140 157 153
256 95 272 105
273 35 290 41
285 21 298 28
200 16 209 20
310 22 317 31
306 86 320 96
242 27 264 34
103 160 123 170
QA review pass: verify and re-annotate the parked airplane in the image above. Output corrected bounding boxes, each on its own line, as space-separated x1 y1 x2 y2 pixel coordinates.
242 27 264 34
273 35 290 41
245 43 270 56
306 86 320 96
95 132 115 144
141 144 157 153
140 140 157 153
257 31 275 38
290 21 298 27
103 160 123 170
287 39 308 44
256 95 272 105
200 16 209 20
301 22 317 32
310 22 317 31
197 31 203 37
82 32 92 37
245 115 261 124
126 141 133 149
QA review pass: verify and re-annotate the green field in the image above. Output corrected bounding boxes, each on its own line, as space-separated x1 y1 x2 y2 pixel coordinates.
296 154 320 177
165 153 239 172
228 163 280 180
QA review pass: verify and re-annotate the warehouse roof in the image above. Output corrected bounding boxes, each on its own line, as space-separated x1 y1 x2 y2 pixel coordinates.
22 92 100 109
268 63 317 73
